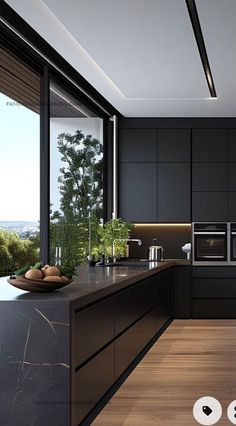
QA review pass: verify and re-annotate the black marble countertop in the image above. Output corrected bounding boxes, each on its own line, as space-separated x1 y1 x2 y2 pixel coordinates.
0 259 190 309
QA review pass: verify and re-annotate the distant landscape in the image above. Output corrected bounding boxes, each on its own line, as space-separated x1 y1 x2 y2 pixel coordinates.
0 221 39 239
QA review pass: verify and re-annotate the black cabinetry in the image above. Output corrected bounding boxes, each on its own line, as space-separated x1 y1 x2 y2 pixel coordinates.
192 129 227 162
156 268 174 329
192 163 227 192
118 123 236 223
192 267 236 318
119 129 157 162
158 129 190 162
72 268 174 425
192 192 227 222
158 163 190 222
174 266 191 318
119 128 190 223
192 128 236 222
119 162 157 222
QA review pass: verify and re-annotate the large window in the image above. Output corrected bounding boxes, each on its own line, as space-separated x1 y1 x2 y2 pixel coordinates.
0 47 40 275
49 81 104 267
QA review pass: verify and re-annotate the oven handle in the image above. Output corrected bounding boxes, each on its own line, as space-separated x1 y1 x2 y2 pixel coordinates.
194 232 226 235
231 232 236 235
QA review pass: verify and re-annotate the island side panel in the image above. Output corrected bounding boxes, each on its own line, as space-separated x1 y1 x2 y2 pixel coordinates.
0 300 71 426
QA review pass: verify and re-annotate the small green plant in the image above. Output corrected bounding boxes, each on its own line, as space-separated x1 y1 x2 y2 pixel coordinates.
99 218 134 258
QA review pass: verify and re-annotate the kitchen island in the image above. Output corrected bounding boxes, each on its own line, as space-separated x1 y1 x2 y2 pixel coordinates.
0 260 189 426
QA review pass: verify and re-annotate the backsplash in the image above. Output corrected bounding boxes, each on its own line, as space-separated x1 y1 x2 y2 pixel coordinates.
129 224 192 259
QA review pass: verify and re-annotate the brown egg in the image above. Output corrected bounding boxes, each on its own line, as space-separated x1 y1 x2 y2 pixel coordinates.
61 275 70 282
41 267 47 277
44 275 63 282
45 266 61 277
25 269 43 280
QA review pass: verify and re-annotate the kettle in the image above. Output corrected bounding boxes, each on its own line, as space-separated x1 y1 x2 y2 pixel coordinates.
148 240 164 261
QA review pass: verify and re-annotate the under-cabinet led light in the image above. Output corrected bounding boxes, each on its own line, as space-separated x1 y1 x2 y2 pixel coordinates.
134 223 191 227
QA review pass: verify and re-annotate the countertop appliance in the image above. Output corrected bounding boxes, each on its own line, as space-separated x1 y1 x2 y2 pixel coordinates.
148 245 164 261
192 223 229 265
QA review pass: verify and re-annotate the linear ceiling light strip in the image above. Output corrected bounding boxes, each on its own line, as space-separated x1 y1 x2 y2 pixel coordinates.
185 0 217 98
0 18 112 116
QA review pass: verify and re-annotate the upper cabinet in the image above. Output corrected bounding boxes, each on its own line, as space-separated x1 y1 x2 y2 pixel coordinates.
119 125 236 224
158 129 190 162
192 129 228 162
158 163 190 223
192 128 228 222
228 130 236 161
119 162 158 222
119 128 190 223
119 129 157 162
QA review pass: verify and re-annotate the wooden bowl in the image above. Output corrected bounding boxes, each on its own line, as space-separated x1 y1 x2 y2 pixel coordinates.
7 275 72 292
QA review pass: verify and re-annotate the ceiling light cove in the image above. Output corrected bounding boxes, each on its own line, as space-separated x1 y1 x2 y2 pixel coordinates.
185 0 217 98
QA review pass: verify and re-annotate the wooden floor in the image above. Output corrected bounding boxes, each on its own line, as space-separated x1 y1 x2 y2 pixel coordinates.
93 320 236 425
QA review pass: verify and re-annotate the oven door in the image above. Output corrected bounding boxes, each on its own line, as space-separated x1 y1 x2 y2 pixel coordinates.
194 233 227 262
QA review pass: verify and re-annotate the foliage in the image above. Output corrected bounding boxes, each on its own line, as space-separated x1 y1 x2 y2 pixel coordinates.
0 230 39 275
50 129 103 266
51 130 103 222
98 218 134 258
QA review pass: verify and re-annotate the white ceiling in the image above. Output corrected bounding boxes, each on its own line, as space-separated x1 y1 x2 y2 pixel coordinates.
4 0 236 117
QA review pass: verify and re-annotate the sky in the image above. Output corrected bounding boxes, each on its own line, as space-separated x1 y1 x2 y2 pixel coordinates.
0 93 40 221
0 91 103 221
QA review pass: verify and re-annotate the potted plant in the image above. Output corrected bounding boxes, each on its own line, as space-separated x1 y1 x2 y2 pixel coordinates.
98 218 134 260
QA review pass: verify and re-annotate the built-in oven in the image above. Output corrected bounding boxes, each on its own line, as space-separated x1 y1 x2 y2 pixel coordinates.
192 223 229 265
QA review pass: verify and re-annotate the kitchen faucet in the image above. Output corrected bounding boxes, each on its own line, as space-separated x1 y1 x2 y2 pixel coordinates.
112 238 142 260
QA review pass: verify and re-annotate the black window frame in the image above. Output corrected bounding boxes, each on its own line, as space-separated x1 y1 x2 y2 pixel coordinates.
0 4 120 263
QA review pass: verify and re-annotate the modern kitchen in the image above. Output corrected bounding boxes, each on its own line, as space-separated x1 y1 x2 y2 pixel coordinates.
1 1 236 425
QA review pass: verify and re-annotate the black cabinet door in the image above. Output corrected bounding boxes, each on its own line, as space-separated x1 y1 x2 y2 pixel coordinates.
158 163 190 222
115 278 155 336
228 164 236 191
228 192 236 221
75 298 114 367
192 129 227 162
192 300 236 319
192 192 227 222
119 162 157 222
193 278 236 298
73 343 114 425
175 266 191 318
115 309 156 380
228 129 236 161
192 163 227 191
119 129 157 162
156 269 174 331
158 129 190 162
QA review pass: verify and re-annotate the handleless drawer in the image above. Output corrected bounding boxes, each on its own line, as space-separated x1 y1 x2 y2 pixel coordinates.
115 278 155 336
73 343 114 425
115 308 156 380
192 300 236 318
193 278 236 298
75 298 114 367
192 267 236 278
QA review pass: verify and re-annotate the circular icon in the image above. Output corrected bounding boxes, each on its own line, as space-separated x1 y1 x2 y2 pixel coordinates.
193 396 222 425
227 400 236 424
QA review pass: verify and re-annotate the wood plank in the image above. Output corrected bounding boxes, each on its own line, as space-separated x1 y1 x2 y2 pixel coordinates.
93 320 236 425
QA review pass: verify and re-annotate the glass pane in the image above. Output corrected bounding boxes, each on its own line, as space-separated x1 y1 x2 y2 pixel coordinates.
0 48 40 276
50 81 103 268
196 238 225 257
